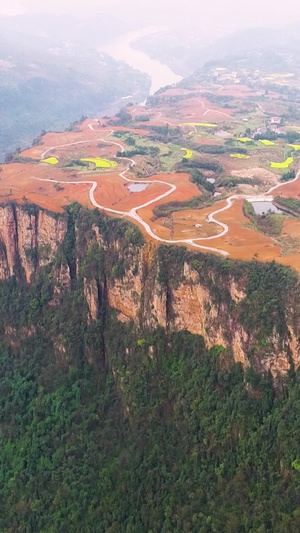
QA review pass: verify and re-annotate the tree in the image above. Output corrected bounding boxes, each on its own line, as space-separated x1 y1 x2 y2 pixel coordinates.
127 137 136 146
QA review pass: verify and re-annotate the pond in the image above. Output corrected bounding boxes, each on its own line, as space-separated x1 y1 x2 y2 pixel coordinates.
251 201 284 215
128 183 148 193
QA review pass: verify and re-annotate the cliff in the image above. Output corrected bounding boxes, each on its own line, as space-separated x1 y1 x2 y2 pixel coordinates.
1 202 299 382
0 203 67 282
104 247 300 381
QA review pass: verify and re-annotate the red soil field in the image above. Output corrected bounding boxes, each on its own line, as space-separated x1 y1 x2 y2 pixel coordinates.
21 123 150 160
144 173 200 204
171 209 223 240
5 106 300 272
122 105 159 123
206 199 281 262
159 88 195 97
195 137 222 146
81 121 150 137
0 160 199 227
218 85 260 97
282 219 300 239
178 97 234 122
21 130 102 160
0 163 94 212
129 196 300 273
93 174 169 212
40 140 127 162
148 206 224 242
140 109 179 128
275 179 300 199
278 220 300 271
134 173 201 239
143 97 234 127
131 173 199 229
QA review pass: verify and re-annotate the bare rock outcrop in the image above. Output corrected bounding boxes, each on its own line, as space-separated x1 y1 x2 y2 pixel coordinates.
0 203 299 381
84 278 99 323
0 204 67 282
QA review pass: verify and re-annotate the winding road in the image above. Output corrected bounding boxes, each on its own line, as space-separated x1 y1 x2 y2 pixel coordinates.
34 122 300 257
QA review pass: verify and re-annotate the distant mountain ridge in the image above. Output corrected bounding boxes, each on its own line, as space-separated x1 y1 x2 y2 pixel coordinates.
133 24 300 76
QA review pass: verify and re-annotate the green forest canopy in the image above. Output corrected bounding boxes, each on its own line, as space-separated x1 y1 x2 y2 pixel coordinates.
1 204 300 532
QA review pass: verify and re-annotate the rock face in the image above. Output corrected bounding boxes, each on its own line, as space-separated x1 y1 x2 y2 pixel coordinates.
1 202 300 381
84 278 99 323
79 228 300 381
105 258 250 367
0 205 18 279
103 251 300 381
107 249 143 321
37 210 68 268
0 204 67 282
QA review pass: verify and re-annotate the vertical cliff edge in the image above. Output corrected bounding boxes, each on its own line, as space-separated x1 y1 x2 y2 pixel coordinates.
0 201 299 381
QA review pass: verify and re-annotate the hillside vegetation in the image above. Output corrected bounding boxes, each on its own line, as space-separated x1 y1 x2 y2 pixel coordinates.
1 204 300 531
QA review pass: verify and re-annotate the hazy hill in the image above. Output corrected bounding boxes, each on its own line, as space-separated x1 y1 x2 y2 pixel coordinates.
0 14 137 51
133 24 300 76
0 15 150 161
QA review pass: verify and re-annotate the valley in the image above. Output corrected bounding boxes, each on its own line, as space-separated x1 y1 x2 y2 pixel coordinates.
100 26 183 94
0 15 151 161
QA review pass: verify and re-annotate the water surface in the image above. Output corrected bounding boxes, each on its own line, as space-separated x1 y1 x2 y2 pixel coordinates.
101 27 182 95
251 201 284 215
128 183 148 193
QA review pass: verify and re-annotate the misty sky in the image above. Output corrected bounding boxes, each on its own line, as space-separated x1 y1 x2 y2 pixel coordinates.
1 0 300 30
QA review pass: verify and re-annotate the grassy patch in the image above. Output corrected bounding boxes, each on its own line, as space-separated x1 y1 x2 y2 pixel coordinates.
112 134 169 156
80 158 118 169
153 193 214 218
42 157 59 165
243 200 284 237
230 153 250 159
113 134 187 173
260 140 276 146
159 148 185 172
276 235 300 256
219 177 261 188
181 122 217 128
271 157 293 169
275 196 300 215
288 144 300 150
181 148 193 159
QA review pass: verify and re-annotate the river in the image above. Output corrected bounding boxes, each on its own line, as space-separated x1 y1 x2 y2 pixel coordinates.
101 26 182 96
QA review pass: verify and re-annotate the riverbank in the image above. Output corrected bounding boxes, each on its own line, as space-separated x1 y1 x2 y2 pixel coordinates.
100 26 182 95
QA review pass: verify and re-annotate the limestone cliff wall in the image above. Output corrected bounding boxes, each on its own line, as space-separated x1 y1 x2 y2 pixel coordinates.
105 258 252 369
81 236 300 381
103 249 300 382
1 203 299 381
0 204 67 282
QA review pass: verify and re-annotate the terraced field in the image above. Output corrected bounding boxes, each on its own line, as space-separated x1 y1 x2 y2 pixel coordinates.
271 157 294 169
3 73 300 270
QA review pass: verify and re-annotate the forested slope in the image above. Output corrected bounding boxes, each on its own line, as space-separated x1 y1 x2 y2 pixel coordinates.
1 204 300 531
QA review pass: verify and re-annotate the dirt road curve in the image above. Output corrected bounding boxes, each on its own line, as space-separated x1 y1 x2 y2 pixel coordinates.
34 122 300 257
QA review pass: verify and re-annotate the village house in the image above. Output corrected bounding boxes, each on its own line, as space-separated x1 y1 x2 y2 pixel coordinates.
255 126 268 135
269 116 282 125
